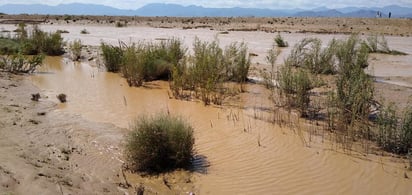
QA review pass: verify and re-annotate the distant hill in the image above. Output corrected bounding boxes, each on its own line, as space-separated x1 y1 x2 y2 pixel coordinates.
0 3 411 18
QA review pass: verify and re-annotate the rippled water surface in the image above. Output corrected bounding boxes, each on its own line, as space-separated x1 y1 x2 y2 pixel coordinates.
27 25 412 194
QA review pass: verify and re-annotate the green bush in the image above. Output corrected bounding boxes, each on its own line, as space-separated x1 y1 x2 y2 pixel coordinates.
101 39 185 86
377 104 412 154
21 25 65 56
278 64 313 116
122 39 185 86
365 34 406 55
170 38 250 105
0 25 65 56
223 42 251 83
124 114 195 173
101 42 124 72
285 38 336 74
274 33 288 47
333 35 374 137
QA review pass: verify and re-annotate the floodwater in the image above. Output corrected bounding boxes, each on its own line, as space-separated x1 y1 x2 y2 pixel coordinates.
28 25 412 194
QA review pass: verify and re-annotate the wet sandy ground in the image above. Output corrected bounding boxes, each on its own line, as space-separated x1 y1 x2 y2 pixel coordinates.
1 23 412 194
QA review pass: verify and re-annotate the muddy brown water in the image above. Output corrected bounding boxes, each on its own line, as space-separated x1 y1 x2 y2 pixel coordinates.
30 57 412 194
24 25 412 194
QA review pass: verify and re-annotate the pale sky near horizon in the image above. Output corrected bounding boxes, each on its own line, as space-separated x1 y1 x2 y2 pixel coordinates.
1 0 411 10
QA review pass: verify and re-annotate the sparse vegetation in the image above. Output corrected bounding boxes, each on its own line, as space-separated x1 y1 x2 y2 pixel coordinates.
124 114 194 173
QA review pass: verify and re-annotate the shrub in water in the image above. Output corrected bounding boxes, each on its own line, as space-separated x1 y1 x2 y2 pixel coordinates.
101 42 124 72
125 114 195 173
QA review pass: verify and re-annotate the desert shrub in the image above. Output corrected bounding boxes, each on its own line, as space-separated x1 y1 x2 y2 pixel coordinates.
333 35 374 137
223 42 251 83
285 38 336 74
365 34 406 55
69 39 82 61
274 33 288 47
377 104 412 154
21 25 65 56
170 38 251 105
121 39 186 86
262 43 280 89
278 64 313 116
124 114 194 173
100 42 124 72
0 54 44 73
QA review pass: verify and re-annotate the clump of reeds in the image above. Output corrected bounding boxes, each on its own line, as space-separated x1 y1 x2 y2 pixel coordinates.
170 37 251 105
101 39 186 86
100 42 124 72
124 114 194 174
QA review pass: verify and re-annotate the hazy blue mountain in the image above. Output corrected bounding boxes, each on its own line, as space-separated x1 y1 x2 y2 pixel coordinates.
295 9 344 17
135 3 290 17
0 3 134 15
0 3 411 18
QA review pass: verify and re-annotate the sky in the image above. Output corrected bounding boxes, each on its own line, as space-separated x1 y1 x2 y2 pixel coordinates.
1 0 411 10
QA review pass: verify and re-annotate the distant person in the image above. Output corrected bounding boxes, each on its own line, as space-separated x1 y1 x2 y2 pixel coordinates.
389 12 392 18
379 11 382 18
376 11 380 18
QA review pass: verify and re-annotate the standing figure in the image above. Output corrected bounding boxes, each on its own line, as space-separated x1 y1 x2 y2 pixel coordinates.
389 12 392 18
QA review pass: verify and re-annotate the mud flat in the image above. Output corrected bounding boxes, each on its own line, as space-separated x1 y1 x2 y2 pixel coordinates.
1 21 412 194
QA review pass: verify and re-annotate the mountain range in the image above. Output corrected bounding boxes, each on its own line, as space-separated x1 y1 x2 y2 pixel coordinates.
0 3 411 18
